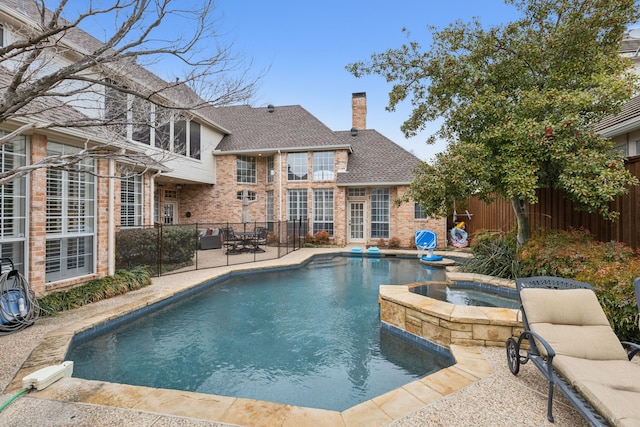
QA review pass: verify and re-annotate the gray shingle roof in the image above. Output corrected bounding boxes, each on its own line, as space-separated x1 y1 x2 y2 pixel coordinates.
621 34 640 54
212 104 421 185
334 129 421 185
595 94 640 135
211 105 348 152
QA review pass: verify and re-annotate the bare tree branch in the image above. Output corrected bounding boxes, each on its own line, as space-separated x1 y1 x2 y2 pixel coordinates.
0 0 262 183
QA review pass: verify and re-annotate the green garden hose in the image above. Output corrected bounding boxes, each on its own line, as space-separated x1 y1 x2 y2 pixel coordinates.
0 388 29 413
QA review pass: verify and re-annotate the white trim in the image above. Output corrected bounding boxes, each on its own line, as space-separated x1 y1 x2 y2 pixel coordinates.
108 159 115 275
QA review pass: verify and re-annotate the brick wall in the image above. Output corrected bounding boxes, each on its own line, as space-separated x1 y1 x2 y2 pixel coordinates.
28 135 112 295
95 159 110 279
173 150 447 248
28 135 47 292
352 92 367 130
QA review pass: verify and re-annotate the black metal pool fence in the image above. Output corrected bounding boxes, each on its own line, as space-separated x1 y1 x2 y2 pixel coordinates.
115 220 308 276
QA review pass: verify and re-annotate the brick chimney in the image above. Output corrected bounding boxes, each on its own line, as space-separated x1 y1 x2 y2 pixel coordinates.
351 92 366 130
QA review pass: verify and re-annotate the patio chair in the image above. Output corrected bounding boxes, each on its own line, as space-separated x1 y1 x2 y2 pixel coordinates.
220 227 241 255
506 276 640 426
251 227 268 253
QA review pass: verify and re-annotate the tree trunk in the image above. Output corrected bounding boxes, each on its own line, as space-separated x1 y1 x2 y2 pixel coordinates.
511 197 530 247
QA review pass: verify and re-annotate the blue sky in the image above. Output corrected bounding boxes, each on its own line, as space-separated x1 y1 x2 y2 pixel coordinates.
213 1 520 161
61 0 520 161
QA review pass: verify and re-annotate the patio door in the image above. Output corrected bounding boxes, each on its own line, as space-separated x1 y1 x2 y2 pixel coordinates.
348 201 365 243
163 202 176 224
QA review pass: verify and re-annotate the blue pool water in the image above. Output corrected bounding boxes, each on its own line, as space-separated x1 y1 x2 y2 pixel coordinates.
410 283 520 309
67 256 453 411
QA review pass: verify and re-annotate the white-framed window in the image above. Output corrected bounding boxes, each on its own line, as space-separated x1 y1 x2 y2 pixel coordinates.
287 152 308 181
153 188 161 223
312 152 334 180
154 106 172 151
104 81 128 138
414 203 428 220
370 188 390 239
131 97 152 144
348 187 366 198
189 121 201 159
236 190 257 201
0 133 27 273
0 24 4 48
266 155 274 183
121 175 143 228
237 155 256 183
287 189 308 221
313 189 334 236
46 142 95 282
104 87 200 158
266 190 274 222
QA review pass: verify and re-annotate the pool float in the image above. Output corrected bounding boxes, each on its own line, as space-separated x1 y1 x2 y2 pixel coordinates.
450 222 469 248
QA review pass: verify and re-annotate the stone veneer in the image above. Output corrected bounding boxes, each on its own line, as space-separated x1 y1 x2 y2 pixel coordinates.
379 272 523 348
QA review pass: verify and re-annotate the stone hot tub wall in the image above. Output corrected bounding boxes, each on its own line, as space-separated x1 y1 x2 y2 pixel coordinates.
379 273 523 348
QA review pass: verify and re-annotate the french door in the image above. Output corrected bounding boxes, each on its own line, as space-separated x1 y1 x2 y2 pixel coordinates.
348 201 365 243
163 202 176 224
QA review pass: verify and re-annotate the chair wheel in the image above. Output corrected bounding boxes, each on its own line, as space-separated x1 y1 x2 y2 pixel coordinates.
506 337 520 375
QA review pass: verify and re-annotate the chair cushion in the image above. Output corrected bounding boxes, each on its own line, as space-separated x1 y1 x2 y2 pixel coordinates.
521 288 628 360
553 356 640 427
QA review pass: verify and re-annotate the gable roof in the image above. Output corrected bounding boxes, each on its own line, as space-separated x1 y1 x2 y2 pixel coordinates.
595 94 640 137
334 129 421 186
211 105 350 153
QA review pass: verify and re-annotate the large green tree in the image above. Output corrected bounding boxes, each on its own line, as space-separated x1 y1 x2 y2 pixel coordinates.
348 0 640 246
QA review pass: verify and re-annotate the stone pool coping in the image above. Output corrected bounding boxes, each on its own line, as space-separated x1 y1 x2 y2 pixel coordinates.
6 248 496 427
380 271 523 348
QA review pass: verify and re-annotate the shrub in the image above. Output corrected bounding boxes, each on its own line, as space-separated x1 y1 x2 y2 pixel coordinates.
520 229 640 343
388 236 401 248
460 230 521 279
314 230 331 245
376 238 386 247
116 225 197 273
38 266 151 315
115 227 158 270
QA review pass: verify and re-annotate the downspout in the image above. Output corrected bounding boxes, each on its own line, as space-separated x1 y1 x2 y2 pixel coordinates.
107 159 115 276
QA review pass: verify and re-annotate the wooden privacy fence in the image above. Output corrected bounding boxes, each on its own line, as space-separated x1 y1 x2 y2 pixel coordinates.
459 156 640 250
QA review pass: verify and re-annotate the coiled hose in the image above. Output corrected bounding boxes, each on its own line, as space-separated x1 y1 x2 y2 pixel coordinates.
0 258 40 336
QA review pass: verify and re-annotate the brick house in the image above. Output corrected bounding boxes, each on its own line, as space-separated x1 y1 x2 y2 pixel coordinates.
0 3 444 295
180 93 445 247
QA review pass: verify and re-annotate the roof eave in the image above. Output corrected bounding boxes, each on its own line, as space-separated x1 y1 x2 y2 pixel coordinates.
336 180 412 187
213 144 353 156
597 118 640 138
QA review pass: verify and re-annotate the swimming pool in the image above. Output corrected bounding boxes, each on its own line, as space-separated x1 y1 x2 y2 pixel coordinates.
66 256 453 411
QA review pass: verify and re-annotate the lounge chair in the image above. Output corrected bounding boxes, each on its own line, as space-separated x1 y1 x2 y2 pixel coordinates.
506 276 640 426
